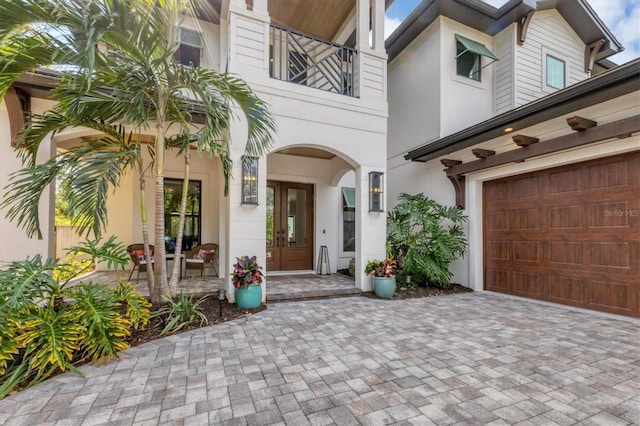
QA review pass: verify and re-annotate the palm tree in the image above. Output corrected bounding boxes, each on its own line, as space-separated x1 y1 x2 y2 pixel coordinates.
0 0 275 302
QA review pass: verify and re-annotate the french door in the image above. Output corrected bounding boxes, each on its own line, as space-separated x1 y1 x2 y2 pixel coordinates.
266 181 314 271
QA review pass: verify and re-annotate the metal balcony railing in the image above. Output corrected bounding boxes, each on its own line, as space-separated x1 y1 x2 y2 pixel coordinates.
270 24 356 97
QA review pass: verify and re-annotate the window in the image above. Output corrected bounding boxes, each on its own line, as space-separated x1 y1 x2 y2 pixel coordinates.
175 28 203 67
546 54 565 89
164 178 201 252
342 187 356 252
456 41 481 81
454 34 498 83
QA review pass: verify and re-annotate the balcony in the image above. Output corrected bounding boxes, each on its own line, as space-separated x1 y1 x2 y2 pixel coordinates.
269 24 357 97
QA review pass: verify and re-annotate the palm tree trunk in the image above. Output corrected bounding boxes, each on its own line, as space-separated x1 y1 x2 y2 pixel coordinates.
153 91 171 302
168 150 191 292
139 175 155 297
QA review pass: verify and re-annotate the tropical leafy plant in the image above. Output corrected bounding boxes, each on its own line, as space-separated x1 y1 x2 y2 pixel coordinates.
155 292 209 335
231 256 264 288
0 0 275 303
364 258 397 278
387 193 468 287
0 237 150 399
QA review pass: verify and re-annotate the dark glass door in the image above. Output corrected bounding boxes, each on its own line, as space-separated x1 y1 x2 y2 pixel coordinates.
266 181 314 271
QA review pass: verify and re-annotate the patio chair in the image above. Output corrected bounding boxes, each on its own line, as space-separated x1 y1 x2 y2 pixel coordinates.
126 244 154 283
184 243 219 277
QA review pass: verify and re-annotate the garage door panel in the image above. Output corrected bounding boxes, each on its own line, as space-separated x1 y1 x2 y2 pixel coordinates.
549 168 582 194
484 152 639 317
587 158 629 189
589 202 632 227
512 272 542 297
549 205 583 229
549 241 583 265
588 280 631 312
589 242 631 268
512 241 540 262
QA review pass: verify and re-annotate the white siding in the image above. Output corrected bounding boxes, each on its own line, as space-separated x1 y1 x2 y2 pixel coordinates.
514 10 589 106
494 25 515 115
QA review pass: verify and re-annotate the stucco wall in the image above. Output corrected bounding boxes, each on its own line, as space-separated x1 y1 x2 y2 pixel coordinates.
0 98 55 263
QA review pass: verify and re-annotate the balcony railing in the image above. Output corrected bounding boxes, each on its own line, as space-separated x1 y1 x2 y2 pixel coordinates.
270 24 356 97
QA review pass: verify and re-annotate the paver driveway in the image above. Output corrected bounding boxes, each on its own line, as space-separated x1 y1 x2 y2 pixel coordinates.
1 293 638 425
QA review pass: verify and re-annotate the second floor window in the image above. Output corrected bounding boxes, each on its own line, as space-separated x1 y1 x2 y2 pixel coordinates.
456 41 481 81
454 34 498 83
176 28 203 67
546 54 566 90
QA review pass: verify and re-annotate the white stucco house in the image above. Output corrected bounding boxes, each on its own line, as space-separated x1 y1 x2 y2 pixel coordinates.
386 0 639 317
1 0 638 316
0 0 389 300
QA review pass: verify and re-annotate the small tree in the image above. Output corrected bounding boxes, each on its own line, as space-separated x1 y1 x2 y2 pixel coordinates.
387 193 468 287
0 0 275 302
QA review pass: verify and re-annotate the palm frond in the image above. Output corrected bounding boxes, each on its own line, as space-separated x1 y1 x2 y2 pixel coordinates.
0 255 60 309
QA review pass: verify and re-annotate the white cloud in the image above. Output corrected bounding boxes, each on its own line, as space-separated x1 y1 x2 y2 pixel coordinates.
385 15 403 39
582 0 640 63
481 0 510 7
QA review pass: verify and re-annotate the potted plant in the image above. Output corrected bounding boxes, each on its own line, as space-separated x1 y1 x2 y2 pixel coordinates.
365 258 397 299
232 255 264 309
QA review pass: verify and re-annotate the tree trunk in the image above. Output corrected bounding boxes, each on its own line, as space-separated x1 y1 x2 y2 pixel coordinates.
168 150 191 292
152 91 170 302
139 174 155 297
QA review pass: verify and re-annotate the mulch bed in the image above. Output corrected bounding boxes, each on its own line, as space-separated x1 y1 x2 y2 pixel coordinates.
127 294 266 347
361 283 472 299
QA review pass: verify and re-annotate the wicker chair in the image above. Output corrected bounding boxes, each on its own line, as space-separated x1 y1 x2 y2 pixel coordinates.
184 243 219 277
126 244 154 283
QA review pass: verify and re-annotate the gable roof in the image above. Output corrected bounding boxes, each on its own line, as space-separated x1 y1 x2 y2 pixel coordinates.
386 0 623 63
405 58 640 162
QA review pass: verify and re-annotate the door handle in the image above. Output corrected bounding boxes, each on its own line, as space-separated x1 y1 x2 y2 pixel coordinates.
275 230 280 247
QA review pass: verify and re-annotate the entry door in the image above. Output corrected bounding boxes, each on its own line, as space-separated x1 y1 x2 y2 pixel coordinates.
266 181 314 271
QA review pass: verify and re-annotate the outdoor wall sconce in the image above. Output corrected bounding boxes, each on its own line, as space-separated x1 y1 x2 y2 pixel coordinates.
241 156 259 204
369 171 384 212
217 288 226 317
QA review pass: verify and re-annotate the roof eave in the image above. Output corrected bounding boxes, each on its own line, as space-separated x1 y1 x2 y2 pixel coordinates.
405 58 640 162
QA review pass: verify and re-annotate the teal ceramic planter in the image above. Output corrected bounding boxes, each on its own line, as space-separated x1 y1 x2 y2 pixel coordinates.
235 284 262 309
373 277 396 299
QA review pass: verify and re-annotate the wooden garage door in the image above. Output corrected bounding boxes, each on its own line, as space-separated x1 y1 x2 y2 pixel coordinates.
484 152 640 317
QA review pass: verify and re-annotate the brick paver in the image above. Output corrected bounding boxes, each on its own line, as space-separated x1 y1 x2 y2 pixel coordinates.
1 293 638 425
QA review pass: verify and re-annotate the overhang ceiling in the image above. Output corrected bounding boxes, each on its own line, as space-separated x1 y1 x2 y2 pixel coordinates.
275 147 336 160
265 0 355 41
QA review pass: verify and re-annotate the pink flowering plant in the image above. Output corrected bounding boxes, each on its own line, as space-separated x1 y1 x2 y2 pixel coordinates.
232 255 264 288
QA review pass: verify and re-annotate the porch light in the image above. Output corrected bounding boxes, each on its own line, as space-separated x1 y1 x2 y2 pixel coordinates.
241 156 259 205
369 171 384 212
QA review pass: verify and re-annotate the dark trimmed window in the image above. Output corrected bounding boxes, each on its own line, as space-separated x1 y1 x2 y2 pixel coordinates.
175 28 203 67
456 41 481 81
546 54 566 89
164 178 201 251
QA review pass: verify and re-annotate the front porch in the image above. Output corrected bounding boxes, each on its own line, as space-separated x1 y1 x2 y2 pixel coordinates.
75 270 359 302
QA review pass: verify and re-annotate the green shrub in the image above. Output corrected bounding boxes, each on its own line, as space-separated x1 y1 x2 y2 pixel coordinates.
155 292 209 335
0 236 149 399
387 193 468 288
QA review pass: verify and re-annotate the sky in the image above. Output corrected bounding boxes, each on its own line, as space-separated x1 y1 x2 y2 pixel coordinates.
385 0 640 64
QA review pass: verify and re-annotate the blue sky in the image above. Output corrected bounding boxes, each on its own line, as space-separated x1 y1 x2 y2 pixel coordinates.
385 0 640 64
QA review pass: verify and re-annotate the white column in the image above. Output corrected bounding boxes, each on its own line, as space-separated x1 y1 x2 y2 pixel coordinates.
253 0 268 15
224 116 268 302
355 166 386 291
372 0 385 53
356 0 370 51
